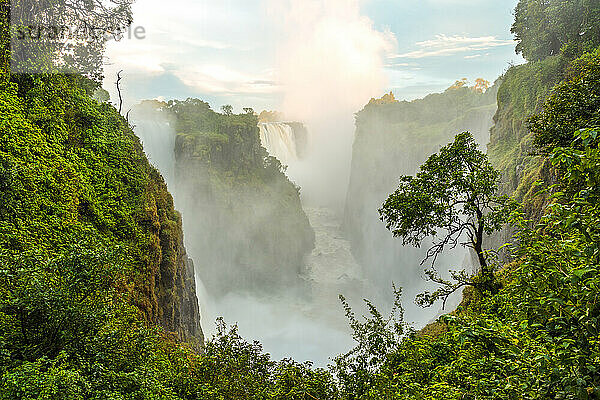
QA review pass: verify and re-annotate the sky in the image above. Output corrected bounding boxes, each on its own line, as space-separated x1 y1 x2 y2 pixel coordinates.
103 0 524 114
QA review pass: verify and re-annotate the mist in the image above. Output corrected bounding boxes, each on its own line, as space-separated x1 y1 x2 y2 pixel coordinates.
269 0 396 209
131 102 363 366
128 0 500 368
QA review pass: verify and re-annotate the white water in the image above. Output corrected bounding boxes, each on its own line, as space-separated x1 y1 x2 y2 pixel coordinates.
199 207 364 366
259 122 298 164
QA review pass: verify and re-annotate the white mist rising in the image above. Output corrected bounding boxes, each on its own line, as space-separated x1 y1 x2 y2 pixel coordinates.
268 0 396 209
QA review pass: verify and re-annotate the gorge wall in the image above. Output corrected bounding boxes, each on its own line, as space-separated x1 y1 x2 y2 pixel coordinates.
343 86 499 322
485 55 569 258
0 75 203 348
133 100 315 299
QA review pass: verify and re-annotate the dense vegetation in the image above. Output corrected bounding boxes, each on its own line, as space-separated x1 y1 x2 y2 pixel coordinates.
325 47 600 399
512 0 600 62
2 0 600 397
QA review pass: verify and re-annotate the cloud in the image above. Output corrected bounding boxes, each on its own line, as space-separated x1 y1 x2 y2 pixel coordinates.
104 0 276 104
271 0 397 120
392 34 514 59
173 64 279 95
384 61 421 69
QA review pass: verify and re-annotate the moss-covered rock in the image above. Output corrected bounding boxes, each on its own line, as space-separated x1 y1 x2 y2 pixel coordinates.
0 74 203 348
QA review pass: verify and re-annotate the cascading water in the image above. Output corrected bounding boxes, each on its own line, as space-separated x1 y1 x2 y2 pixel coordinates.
259 122 298 164
256 122 367 365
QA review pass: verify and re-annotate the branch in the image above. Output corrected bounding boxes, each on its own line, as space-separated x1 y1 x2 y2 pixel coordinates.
115 70 123 114
421 222 472 267
416 268 472 309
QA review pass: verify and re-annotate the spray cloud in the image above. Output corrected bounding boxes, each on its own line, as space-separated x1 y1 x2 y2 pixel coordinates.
269 0 396 209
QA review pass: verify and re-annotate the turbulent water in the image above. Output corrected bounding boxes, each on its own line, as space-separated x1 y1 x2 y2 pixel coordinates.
259 122 298 163
198 207 365 366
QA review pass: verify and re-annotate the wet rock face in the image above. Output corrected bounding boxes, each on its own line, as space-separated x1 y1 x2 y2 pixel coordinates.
173 130 315 298
157 255 204 350
144 175 204 350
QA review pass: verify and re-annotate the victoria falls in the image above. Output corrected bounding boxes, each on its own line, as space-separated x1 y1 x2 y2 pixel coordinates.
2 0 600 398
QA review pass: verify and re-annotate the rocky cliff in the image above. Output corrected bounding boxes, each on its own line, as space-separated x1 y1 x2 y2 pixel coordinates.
344 86 498 304
157 99 315 296
0 74 203 348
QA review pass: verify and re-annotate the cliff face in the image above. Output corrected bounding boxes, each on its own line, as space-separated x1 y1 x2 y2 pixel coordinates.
0 75 203 348
484 56 568 259
488 55 566 201
143 169 204 347
344 86 498 297
162 100 314 296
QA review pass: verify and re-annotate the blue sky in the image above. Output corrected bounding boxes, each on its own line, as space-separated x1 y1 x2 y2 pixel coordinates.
104 0 524 112
365 0 524 98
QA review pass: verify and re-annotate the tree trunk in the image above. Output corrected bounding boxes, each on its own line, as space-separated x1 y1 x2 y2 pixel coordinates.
474 209 497 293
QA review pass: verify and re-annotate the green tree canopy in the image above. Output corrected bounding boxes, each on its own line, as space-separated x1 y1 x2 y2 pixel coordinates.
529 48 600 150
512 0 600 62
379 132 513 297
5 0 135 81
221 104 233 116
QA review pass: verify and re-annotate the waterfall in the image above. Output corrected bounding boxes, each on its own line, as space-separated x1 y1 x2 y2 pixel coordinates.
259 122 298 164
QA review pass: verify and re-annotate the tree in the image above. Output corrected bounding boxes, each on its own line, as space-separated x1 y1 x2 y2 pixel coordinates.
472 78 490 93
379 132 514 303
243 107 254 115
221 104 233 115
368 91 399 105
529 48 600 150
511 0 600 62
447 78 468 91
7 0 136 81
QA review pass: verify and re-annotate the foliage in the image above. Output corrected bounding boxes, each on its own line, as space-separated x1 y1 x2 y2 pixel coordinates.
0 246 181 399
447 78 468 90
0 71 202 344
333 48 600 399
529 48 600 150
380 132 514 300
333 287 405 399
512 0 600 62
221 105 233 116
333 125 600 395
472 78 491 94
0 248 339 399
7 0 135 81
258 110 284 123
445 78 490 93
367 91 398 105
189 319 338 400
